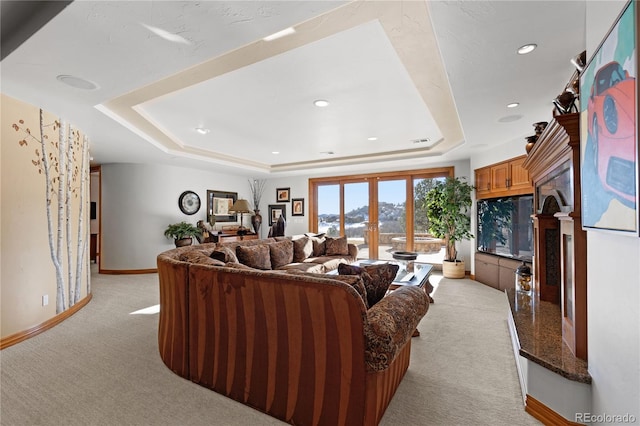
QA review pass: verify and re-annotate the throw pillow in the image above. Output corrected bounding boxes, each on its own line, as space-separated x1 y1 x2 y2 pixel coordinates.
292 236 313 262
325 236 349 256
310 236 326 256
180 250 225 266
269 239 294 269
236 244 272 270
285 270 368 308
338 263 399 307
210 246 239 263
330 274 369 308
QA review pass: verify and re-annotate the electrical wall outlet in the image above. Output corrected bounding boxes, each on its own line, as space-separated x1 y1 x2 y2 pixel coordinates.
42 294 49 306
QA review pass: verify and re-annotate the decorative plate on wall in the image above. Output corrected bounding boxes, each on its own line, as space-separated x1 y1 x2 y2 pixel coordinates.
178 190 200 215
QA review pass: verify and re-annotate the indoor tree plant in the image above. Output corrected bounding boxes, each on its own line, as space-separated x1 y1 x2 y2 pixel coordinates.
424 176 474 278
164 221 202 247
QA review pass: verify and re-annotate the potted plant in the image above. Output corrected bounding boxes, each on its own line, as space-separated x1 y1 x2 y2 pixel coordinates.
164 221 202 247
424 177 474 278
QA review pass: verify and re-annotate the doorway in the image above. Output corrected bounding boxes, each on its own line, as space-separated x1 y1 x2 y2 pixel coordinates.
90 166 101 270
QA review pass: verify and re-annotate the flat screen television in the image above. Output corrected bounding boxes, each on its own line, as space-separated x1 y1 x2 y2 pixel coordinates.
476 195 533 261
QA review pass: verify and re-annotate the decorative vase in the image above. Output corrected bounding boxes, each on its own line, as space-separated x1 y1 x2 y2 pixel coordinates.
251 209 262 235
525 135 538 154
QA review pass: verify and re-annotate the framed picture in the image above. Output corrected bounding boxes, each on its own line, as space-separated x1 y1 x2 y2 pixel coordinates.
268 204 286 225
276 187 290 202
206 190 237 223
580 0 638 235
292 198 304 216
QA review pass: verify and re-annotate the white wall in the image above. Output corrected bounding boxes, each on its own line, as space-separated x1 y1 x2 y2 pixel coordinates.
100 163 253 270
585 1 640 422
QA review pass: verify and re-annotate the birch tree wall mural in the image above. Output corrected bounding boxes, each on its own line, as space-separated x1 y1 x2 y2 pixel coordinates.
12 110 90 314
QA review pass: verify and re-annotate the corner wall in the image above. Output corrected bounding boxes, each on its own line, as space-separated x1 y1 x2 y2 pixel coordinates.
585 1 639 421
100 163 254 271
1 94 90 338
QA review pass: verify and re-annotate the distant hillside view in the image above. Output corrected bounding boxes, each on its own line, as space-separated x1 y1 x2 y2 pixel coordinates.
317 179 437 238
319 201 431 237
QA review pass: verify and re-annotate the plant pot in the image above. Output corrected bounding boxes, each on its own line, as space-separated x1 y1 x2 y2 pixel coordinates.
174 237 193 247
442 259 465 279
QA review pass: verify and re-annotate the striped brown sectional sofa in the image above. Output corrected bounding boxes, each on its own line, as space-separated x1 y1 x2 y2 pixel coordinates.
157 238 429 426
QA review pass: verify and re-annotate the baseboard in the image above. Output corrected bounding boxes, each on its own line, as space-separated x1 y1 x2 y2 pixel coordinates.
99 268 157 274
0 294 93 350
525 395 584 426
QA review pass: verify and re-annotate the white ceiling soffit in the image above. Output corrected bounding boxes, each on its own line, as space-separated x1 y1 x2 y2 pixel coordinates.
97 1 461 173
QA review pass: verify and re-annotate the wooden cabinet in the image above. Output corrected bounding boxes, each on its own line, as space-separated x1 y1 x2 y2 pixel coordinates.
475 155 533 199
522 113 586 360
475 167 491 197
475 252 529 291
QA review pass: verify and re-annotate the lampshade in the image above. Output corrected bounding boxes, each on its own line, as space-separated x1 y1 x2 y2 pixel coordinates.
229 199 253 214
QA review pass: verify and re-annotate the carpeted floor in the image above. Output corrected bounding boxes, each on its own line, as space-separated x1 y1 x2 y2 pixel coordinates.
0 269 541 425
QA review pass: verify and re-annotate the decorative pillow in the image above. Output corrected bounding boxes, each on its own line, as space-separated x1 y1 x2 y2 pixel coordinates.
180 250 225 266
269 239 294 269
292 236 313 262
310 236 326 256
209 246 238 263
285 270 368 308
338 263 399 307
330 274 369 308
236 244 272 270
325 236 349 256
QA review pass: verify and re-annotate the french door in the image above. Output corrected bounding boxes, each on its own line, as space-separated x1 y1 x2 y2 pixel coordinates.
309 167 453 260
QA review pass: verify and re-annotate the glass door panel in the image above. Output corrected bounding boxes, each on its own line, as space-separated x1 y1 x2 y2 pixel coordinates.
317 184 340 237
344 182 370 259
377 179 407 261
413 177 446 263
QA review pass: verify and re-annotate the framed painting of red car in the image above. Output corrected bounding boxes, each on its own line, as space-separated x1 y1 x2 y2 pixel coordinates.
580 0 638 235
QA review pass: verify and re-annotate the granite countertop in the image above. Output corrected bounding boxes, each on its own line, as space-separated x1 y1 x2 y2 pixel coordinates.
505 288 591 384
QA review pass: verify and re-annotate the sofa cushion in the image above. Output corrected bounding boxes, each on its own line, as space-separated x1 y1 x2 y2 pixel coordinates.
303 257 347 272
276 262 326 274
269 239 294 269
236 244 272 270
180 250 226 266
338 263 399 307
292 236 313 262
325 236 349 256
210 246 239 263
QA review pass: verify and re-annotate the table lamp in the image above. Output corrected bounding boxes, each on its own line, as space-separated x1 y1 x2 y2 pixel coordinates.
229 199 253 234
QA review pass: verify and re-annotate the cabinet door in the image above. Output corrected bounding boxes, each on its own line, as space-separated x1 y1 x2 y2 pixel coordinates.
509 157 532 191
490 163 509 192
475 167 491 198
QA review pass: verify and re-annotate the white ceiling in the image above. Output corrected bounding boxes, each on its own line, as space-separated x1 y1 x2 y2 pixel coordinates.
1 0 586 177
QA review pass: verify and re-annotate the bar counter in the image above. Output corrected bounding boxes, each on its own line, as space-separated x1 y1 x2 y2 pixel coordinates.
505 288 591 384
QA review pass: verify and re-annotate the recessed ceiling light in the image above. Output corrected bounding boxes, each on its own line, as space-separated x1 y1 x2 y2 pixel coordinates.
140 23 191 45
272 151 280 155
507 102 520 108
367 137 378 141
314 100 330 108
263 27 296 42
56 75 99 90
517 44 537 55
195 127 210 135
